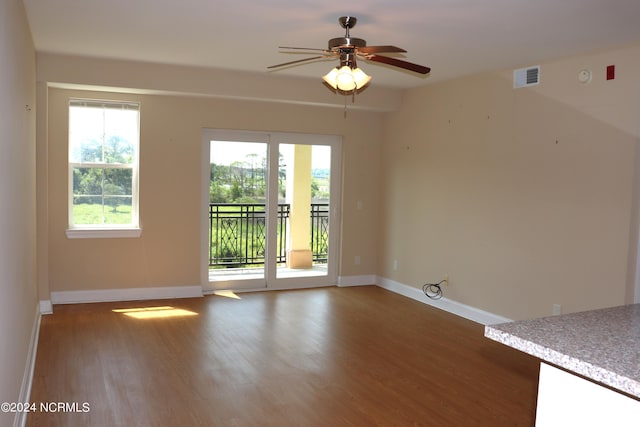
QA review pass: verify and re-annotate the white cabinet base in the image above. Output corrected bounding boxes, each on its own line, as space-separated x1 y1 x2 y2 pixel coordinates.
536 363 640 426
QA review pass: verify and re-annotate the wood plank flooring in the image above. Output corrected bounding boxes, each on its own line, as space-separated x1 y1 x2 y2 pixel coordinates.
28 286 540 426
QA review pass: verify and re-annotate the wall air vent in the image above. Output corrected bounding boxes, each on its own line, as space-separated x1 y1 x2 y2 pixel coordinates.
513 65 540 88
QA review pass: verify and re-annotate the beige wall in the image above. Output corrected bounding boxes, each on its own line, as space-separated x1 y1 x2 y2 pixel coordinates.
0 0 38 421
39 41 640 320
36 53 403 113
45 87 383 293
381 44 640 320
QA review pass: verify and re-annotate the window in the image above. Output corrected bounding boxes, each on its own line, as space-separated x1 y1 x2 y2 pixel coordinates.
67 99 140 238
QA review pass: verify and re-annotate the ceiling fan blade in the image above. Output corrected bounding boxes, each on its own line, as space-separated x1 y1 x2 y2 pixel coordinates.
357 45 406 54
366 55 431 74
267 55 328 69
278 46 329 52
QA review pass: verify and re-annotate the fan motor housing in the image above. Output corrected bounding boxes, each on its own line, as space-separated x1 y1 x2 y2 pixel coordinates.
328 37 366 50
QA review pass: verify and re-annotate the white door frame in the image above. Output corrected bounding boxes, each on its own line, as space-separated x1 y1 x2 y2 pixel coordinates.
200 128 342 293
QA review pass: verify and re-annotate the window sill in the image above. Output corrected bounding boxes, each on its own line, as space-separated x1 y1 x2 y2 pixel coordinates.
66 228 142 239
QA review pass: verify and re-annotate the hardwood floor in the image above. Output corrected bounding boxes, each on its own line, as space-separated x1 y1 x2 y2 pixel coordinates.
28 286 539 426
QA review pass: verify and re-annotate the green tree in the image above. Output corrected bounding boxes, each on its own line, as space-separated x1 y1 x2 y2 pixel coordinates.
103 182 124 212
245 153 258 197
104 135 134 164
210 181 229 203
230 181 242 201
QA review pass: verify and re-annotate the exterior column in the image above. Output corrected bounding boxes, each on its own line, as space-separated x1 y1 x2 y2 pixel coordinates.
286 144 313 269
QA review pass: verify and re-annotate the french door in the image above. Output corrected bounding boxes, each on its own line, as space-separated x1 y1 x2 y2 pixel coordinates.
200 129 341 292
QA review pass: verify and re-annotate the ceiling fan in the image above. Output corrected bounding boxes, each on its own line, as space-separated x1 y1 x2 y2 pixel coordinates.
267 16 431 94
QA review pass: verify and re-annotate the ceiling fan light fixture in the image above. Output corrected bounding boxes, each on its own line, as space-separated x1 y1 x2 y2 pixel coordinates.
269 15 431 98
322 65 371 93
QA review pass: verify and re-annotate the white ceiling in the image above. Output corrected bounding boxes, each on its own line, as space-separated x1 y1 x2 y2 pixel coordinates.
23 0 640 89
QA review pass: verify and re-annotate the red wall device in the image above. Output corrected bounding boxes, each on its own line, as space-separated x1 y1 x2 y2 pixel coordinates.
607 65 615 80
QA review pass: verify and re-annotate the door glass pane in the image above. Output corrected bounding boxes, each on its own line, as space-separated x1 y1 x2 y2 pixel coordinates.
277 144 330 279
208 141 267 282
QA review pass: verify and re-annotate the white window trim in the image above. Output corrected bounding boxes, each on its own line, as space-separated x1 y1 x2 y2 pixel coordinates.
66 228 142 239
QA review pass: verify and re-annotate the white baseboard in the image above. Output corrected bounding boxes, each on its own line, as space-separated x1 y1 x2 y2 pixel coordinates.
14 304 41 427
376 276 512 325
50 285 203 305
39 300 52 315
338 275 376 287
46 279 509 325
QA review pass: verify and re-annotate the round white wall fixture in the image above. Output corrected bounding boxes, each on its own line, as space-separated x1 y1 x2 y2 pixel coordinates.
578 69 592 84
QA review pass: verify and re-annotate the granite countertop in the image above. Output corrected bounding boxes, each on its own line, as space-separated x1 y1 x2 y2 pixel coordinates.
484 304 640 399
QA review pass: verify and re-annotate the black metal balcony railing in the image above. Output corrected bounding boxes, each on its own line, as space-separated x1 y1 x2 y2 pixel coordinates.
208 203 329 268
310 203 329 263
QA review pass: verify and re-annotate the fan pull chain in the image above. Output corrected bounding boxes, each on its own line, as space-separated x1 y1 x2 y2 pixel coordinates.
344 95 348 118
343 89 358 118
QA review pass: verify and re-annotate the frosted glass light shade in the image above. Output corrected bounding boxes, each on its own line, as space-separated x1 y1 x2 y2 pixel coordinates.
323 66 371 92
351 67 372 89
322 68 340 89
336 66 356 91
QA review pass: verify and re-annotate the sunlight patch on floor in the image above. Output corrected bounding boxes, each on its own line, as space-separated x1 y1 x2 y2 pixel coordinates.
213 290 242 300
113 306 198 319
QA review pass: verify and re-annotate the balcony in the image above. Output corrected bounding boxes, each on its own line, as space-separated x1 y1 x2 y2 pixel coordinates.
208 203 329 278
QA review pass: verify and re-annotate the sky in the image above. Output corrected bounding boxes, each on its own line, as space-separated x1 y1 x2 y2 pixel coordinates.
210 141 331 170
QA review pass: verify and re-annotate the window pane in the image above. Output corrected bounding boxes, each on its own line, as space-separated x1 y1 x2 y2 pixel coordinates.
72 167 133 225
104 108 137 164
73 167 102 197
103 168 133 224
104 168 132 196
69 103 138 165
69 106 104 163
103 196 133 224
72 197 106 225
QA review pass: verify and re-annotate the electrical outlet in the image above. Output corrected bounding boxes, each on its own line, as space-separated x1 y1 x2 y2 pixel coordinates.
393 259 398 271
444 274 449 285
355 255 361 265
552 304 562 316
